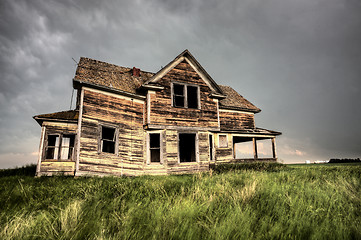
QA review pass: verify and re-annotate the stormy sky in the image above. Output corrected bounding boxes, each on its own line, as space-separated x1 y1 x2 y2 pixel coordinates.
1 0 361 168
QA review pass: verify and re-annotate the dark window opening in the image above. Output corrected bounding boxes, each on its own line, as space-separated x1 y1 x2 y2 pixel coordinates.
172 83 199 109
60 135 75 159
179 133 196 162
187 86 198 109
209 134 214 161
46 135 59 159
101 126 116 154
173 83 185 107
150 133 161 163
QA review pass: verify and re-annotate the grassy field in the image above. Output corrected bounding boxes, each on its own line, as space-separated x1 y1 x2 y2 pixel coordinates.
0 163 360 240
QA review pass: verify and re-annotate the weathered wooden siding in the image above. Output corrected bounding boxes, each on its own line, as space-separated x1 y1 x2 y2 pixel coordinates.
215 133 234 163
165 130 209 174
38 122 77 176
149 60 219 129
78 88 145 176
219 110 255 131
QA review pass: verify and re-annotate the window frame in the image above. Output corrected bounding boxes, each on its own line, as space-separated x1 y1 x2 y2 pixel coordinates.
147 131 163 164
171 82 200 109
99 124 119 155
44 133 75 161
218 134 228 148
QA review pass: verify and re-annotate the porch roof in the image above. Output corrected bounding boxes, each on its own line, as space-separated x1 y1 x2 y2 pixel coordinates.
217 127 282 136
33 110 79 126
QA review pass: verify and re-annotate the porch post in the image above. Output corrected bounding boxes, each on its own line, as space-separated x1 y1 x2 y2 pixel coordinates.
271 138 277 159
253 137 258 160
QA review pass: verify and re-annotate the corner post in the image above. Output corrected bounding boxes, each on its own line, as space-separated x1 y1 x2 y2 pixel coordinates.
253 137 258 160
271 138 277 159
75 88 84 176
36 125 46 176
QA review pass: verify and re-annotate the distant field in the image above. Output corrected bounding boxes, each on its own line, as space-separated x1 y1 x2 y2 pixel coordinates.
0 163 360 239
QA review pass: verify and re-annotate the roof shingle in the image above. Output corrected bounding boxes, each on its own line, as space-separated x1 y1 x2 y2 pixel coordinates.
74 57 154 94
219 85 261 113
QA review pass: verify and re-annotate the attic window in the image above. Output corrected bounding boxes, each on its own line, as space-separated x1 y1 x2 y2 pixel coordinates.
172 83 199 109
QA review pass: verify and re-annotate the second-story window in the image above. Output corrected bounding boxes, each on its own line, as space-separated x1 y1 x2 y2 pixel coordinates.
172 83 199 109
101 126 116 154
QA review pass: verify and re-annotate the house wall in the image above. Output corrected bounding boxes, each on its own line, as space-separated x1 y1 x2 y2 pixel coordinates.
219 109 255 130
215 133 234 163
148 60 219 129
77 88 145 176
38 121 77 176
165 130 209 174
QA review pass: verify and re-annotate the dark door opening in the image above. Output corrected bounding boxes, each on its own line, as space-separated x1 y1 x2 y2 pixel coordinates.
179 133 196 162
209 134 214 161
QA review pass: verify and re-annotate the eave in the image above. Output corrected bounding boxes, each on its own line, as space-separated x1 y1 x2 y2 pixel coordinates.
73 78 146 100
219 105 261 113
33 117 78 126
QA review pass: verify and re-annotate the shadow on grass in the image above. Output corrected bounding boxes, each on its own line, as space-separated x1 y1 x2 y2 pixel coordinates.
0 164 37 177
210 162 287 174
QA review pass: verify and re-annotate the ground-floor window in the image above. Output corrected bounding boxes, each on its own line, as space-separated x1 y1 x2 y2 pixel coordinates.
149 133 161 163
179 133 196 162
218 134 228 148
45 134 75 160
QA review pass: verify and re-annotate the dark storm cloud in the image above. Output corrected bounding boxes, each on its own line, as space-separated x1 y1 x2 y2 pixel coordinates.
1 0 361 167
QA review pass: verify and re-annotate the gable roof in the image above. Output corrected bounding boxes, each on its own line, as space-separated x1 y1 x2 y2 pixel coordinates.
142 49 225 97
219 85 261 113
33 110 79 125
74 57 154 95
72 51 260 113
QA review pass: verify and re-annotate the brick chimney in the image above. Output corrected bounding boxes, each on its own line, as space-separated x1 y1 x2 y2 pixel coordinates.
132 67 140 77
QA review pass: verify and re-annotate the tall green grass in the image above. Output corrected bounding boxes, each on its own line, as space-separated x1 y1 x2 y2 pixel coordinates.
0 163 360 239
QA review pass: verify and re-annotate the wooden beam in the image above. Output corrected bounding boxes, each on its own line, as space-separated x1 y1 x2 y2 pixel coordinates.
75 88 84 175
36 125 46 176
272 138 277 159
253 138 258 160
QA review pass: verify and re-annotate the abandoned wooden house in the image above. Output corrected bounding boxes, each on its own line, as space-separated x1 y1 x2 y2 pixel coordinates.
34 50 281 176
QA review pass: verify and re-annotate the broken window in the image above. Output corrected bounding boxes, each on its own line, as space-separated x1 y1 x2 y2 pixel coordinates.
173 83 185 107
101 126 116 154
219 135 228 148
149 133 161 163
46 135 60 159
187 86 198 109
172 83 199 109
45 134 75 160
179 133 196 162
